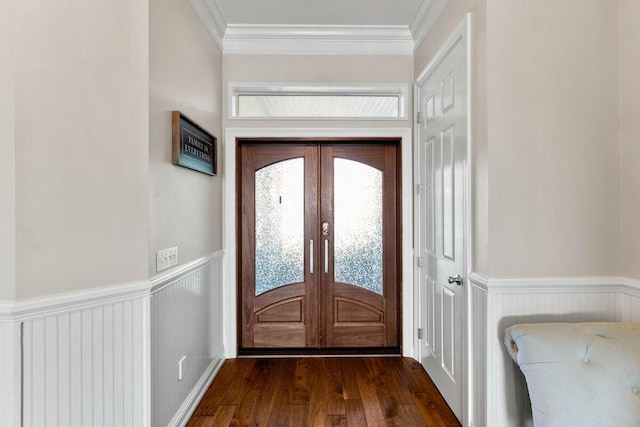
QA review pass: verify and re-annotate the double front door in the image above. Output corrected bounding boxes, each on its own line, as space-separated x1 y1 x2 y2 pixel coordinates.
238 140 400 350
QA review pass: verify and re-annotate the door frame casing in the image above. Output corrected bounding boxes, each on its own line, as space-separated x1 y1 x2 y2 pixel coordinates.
223 127 414 358
413 15 472 426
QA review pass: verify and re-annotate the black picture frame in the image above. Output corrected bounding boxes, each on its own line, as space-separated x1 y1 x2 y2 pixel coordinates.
172 111 217 176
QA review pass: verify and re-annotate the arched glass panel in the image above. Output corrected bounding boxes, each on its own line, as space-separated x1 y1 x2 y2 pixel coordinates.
333 158 383 294
255 158 304 296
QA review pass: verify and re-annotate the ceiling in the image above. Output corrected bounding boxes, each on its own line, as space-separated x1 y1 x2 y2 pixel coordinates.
215 0 423 26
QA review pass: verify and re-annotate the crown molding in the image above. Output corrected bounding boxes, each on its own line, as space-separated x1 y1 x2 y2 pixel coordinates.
190 0 227 50
410 0 449 52
222 24 414 55
190 0 448 55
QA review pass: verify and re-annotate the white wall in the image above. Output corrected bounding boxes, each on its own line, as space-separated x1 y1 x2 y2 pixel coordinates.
0 0 16 301
486 0 621 278
222 55 414 129
414 0 489 276
14 0 149 299
620 0 640 281
149 0 223 275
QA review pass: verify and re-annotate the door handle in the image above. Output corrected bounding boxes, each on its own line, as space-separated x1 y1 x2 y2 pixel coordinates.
309 239 314 274
324 239 329 273
448 275 463 286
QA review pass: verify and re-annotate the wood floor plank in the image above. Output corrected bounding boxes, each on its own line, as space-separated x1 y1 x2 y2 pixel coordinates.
344 399 368 427
307 359 329 427
372 375 403 426
292 358 311 405
354 358 387 425
327 414 348 426
231 358 270 426
212 405 239 425
382 358 414 405
412 392 460 427
187 357 461 427
322 358 346 416
267 359 296 426
398 403 429 427
289 404 309 427
249 359 288 427
186 416 215 427
193 359 245 416
339 358 362 400
393 357 429 393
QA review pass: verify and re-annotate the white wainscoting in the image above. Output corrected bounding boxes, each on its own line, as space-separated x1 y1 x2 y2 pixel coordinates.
10 282 152 427
468 276 487 427
469 274 640 427
0 321 21 427
151 250 225 427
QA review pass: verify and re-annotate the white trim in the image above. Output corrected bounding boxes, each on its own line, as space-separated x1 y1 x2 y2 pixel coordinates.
410 0 449 52
0 252 226 323
167 349 225 427
467 273 640 296
223 24 414 56
415 17 467 86
224 127 414 358
151 250 225 294
228 83 409 120
467 272 489 292
190 0 226 50
485 276 625 292
0 280 151 323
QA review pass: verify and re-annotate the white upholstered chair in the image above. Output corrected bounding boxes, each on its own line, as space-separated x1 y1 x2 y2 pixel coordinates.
505 322 640 427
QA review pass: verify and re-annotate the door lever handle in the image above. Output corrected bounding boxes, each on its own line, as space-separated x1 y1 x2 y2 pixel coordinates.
448 275 463 286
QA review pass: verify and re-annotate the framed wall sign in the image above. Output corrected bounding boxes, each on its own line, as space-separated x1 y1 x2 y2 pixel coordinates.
172 111 217 176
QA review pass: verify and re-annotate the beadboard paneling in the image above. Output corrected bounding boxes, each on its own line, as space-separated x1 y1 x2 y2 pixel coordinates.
469 278 487 427
484 282 625 427
151 251 225 427
0 322 21 427
21 296 149 427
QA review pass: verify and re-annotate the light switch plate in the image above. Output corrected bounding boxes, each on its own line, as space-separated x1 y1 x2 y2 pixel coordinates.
178 355 187 381
157 247 178 272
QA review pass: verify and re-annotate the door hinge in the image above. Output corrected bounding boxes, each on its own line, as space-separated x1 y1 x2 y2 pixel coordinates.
416 256 424 268
416 111 422 124
418 328 424 339
415 183 422 195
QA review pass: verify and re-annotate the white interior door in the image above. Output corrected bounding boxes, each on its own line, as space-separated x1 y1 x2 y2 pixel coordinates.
415 25 467 421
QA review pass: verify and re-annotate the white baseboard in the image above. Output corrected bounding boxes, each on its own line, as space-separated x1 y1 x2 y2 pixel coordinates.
169 348 226 427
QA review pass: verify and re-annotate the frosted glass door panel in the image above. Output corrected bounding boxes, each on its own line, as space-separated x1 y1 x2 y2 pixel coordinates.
255 158 304 295
333 159 383 294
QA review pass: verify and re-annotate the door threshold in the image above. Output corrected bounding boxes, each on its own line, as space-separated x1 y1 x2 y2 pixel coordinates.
238 347 401 358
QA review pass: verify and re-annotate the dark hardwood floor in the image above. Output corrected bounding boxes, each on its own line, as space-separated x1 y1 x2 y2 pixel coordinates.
187 357 461 426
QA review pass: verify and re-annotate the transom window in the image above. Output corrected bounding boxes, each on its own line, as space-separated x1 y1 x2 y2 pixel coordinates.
229 84 407 120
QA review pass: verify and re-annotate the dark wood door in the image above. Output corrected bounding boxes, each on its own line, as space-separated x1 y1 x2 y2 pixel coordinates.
239 141 399 351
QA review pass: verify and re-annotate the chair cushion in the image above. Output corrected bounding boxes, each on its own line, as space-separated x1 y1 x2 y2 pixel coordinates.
505 322 640 427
